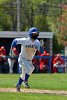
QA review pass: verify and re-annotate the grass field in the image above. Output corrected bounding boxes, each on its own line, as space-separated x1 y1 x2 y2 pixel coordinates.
0 73 67 100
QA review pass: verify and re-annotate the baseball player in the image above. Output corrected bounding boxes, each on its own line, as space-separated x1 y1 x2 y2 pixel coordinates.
8 47 19 73
10 27 41 92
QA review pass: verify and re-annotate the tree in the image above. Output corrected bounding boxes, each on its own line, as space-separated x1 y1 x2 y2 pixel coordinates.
0 0 17 31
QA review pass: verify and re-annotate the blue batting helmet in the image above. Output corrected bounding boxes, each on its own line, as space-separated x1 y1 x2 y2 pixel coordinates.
28 27 39 38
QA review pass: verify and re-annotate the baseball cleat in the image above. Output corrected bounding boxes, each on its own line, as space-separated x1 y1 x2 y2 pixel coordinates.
23 82 30 88
16 85 21 92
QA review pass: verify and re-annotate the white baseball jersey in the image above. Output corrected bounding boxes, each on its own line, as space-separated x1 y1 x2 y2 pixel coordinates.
11 37 40 61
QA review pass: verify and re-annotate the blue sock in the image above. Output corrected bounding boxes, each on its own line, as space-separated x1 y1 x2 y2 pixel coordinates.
25 73 30 82
16 78 23 86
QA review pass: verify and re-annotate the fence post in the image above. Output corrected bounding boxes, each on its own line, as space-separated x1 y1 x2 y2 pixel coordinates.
65 56 67 72
47 56 52 73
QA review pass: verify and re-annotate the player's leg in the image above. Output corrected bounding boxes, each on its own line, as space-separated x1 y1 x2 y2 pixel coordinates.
23 60 35 88
23 73 30 88
16 57 25 91
8 58 14 74
23 66 35 88
16 65 26 92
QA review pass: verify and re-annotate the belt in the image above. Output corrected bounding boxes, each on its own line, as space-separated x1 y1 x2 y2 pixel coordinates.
22 58 32 61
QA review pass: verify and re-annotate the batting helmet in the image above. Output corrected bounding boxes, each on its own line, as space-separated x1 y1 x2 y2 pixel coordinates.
28 27 39 39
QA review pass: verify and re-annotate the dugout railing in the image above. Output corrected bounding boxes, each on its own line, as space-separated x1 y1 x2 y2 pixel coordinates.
0 55 67 73
34 55 52 73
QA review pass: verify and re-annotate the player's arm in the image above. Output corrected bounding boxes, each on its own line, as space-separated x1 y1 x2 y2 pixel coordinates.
11 38 22 48
11 39 17 48
10 38 22 58
35 40 41 51
11 38 26 48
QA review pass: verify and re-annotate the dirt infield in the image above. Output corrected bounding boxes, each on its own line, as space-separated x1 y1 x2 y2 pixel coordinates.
0 88 67 95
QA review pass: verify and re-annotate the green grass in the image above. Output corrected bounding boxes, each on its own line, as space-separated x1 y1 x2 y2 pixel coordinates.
0 73 67 100
29 73 67 90
0 73 67 90
0 92 67 100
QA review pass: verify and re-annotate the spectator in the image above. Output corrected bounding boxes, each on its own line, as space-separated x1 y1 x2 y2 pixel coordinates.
39 50 50 73
53 54 65 73
51 54 56 73
8 47 19 74
0 46 6 73
32 50 41 73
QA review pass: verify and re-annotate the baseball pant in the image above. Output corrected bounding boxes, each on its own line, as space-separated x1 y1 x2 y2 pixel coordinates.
18 57 34 80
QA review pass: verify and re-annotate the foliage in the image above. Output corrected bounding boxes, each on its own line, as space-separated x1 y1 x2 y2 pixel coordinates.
0 0 17 31
34 15 51 31
0 13 11 31
0 0 67 52
53 34 64 54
